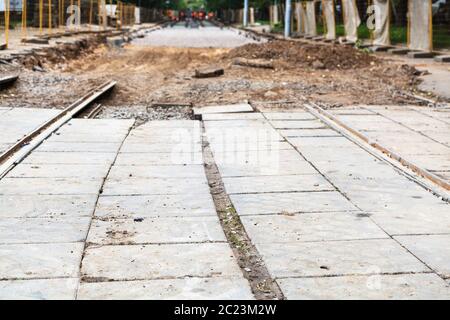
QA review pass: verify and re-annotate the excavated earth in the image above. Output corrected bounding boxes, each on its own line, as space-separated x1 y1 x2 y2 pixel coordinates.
0 33 427 117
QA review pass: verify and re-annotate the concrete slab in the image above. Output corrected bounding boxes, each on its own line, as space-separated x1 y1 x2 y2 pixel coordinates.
407 51 434 59
81 243 242 280
0 217 90 244
230 191 358 215
0 242 84 279
263 112 315 120
145 120 201 128
23 152 116 165
434 55 450 63
278 274 450 299
193 104 253 116
77 276 254 300
388 48 410 55
241 212 386 243
222 174 334 194
0 278 78 300
0 194 97 218
204 119 270 128
280 129 340 137
125 134 202 145
270 120 326 129
214 149 308 165
87 216 226 245
288 136 355 148
217 159 318 177
203 113 264 120
108 165 206 179
95 194 216 218
114 152 203 166
370 210 450 235
38 141 122 153
0 177 103 195
337 187 449 215
209 141 291 153
395 235 450 279
48 132 127 143
6 164 111 179
120 142 202 153
101 177 209 196
256 239 429 278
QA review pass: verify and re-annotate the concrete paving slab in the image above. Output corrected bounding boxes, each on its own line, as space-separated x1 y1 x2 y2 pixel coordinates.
270 120 326 129
0 278 78 300
0 194 97 218
256 239 429 278
101 177 209 196
209 141 290 153
114 152 203 166
337 187 449 214
287 136 355 148
108 165 206 179
87 216 226 245
230 191 358 215
217 159 318 177
6 164 111 178
0 242 84 279
280 129 340 137
81 243 242 280
0 143 12 153
395 235 450 279
213 148 307 166
48 132 127 143
370 210 450 235
193 104 253 115
203 113 264 120
223 174 334 194
120 142 202 153
434 55 450 63
277 274 450 299
263 112 316 120
23 152 116 165
38 141 122 153
241 212 386 243
0 217 90 244
125 134 202 145
141 120 200 128
204 119 270 128
207 132 283 148
0 177 103 195
77 276 254 300
95 194 216 218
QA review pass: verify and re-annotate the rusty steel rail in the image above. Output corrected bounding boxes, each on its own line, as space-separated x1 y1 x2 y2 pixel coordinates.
0 80 116 178
303 103 450 199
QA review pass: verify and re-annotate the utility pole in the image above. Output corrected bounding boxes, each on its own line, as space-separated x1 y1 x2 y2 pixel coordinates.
243 0 248 27
284 0 291 37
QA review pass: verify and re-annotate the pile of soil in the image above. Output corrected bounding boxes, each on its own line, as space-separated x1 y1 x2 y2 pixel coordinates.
18 35 106 70
225 40 377 70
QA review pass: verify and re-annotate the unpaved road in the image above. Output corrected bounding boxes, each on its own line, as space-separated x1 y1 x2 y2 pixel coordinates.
0 23 432 115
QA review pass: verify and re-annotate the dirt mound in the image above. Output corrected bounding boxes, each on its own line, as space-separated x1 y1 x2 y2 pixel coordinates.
17 35 106 70
225 40 377 70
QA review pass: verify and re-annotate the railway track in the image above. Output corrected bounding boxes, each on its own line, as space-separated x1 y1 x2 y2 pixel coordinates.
0 80 116 179
302 103 450 200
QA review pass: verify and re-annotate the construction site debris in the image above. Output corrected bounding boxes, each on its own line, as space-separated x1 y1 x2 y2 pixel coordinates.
194 66 225 78
233 58 274 69
226 40 377 70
